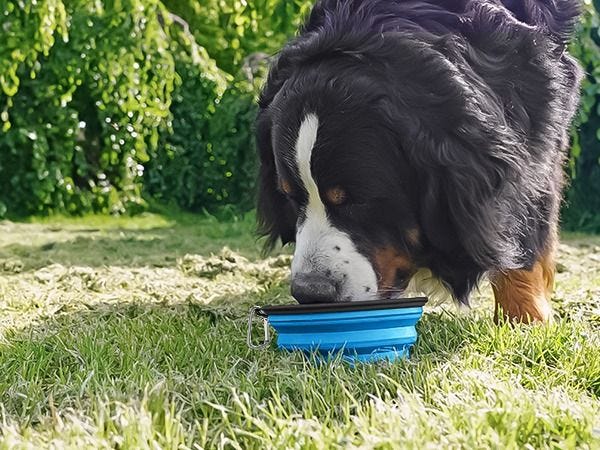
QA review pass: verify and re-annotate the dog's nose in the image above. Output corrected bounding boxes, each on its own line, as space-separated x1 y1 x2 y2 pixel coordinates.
291 273 337 304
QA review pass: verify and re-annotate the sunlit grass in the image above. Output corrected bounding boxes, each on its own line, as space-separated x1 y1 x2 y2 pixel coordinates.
0 212 598 449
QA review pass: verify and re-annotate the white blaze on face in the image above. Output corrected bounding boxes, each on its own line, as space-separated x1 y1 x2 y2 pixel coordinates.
291 113 378 301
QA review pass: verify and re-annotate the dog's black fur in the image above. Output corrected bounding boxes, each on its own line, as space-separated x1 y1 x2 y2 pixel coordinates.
256 0 583 303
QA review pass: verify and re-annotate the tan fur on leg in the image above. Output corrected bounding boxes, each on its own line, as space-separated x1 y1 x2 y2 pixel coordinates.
491 236 556 324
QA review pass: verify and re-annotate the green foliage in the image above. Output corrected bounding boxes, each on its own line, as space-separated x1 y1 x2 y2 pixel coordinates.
145 44 259 212
0 0 184 216
199 79 259 211
0 0 304 217
565 2 600 232
162 0 313 74
144 0 308 214
0 0 68 103
1 0 599 222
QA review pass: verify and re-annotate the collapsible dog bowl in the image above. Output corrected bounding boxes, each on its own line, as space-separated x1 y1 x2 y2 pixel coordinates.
247 297 427 364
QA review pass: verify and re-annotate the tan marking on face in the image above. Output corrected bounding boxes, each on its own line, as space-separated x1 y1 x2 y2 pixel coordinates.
490 232 556 324
324 186 347 206
280 179 292 195
373 247 415 290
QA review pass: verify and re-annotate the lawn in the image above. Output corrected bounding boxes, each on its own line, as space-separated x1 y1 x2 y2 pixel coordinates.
0 211 599 449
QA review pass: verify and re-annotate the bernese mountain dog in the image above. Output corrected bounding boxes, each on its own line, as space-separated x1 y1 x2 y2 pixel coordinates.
256 0 583 323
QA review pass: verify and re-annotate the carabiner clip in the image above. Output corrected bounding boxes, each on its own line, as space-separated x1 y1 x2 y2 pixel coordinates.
247 306 271 350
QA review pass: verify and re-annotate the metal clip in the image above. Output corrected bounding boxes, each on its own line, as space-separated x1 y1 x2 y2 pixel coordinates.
247 306 271 350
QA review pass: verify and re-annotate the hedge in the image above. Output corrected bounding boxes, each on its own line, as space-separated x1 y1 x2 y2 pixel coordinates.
0 0 599 228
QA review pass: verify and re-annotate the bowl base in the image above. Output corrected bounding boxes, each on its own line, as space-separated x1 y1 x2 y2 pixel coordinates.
296 346 411 366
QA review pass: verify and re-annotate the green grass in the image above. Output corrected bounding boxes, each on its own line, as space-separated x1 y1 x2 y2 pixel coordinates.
0 212 599 449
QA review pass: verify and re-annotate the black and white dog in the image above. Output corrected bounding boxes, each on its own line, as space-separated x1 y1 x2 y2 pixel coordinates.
256 0 582 322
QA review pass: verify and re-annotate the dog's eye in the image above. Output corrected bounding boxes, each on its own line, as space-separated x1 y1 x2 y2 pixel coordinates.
324 187 347 206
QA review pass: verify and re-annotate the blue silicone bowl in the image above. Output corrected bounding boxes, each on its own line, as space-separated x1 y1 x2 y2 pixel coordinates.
249 297 427 364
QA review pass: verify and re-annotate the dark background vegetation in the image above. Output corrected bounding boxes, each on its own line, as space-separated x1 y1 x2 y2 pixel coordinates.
1 0 599 231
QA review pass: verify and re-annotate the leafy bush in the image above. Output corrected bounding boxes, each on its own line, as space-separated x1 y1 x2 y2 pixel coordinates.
206 79 262 211
146 78 259 212
564 2 600 232
144 0 305 213
1 0 599 223
162 0 312 74
144 30 261 212
0 0 302 217
0 0 182 215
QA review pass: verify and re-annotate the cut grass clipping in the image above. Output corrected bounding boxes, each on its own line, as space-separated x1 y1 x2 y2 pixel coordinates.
0 212 599 449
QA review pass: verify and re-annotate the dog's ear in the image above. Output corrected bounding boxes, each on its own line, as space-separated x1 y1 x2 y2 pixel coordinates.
255 52 301 251
407 122 525 271
255 108 297 252
378 35 528 270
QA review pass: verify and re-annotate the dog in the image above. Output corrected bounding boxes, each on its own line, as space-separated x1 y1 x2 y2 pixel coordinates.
255 0 583 323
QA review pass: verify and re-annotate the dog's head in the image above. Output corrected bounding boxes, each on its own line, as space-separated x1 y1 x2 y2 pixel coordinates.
257 65 426 303
255 3 572 303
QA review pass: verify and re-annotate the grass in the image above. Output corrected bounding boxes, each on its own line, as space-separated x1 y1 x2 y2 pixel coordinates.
0 210 599 449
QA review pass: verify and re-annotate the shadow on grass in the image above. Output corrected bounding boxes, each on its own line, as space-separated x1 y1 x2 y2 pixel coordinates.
0 210 272 271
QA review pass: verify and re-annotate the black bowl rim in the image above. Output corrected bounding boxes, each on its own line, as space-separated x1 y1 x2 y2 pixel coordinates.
257 297 427 316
